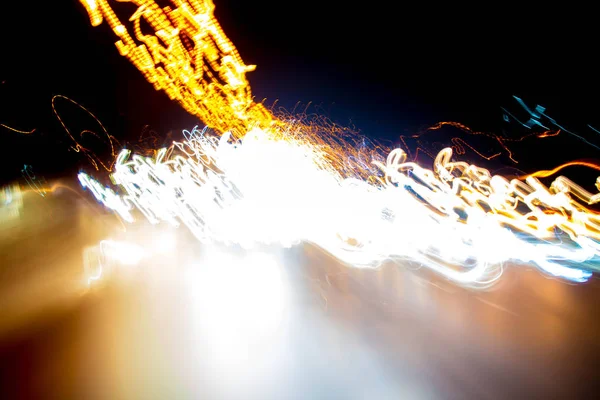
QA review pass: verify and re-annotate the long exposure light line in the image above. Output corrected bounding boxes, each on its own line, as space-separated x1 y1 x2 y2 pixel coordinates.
79 126 597 285
76 0 599 286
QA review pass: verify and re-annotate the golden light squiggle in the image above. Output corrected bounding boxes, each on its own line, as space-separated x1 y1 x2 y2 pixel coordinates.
79 0 274 136
0 123 36 134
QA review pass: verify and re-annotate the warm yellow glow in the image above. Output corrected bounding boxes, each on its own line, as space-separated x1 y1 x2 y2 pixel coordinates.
78 0 274 136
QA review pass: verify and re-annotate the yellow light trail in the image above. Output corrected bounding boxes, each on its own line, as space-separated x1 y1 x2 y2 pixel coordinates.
78 0 274 137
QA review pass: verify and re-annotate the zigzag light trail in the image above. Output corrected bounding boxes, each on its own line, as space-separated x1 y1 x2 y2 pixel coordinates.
76 0 599 285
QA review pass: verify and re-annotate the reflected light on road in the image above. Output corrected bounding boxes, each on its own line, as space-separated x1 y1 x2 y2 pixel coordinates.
184 246 291 384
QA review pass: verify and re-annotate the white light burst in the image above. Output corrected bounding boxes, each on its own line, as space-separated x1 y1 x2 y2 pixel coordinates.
79 126 597 286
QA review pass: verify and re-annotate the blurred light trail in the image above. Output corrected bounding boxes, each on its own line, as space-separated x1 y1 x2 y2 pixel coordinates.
0 184 23 223
78 0 274 137
79 126 597 286
21 165 48 197
76 1 599 286
503 96 600 151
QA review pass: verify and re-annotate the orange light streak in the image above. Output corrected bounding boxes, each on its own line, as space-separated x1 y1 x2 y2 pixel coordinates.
52 95 120 171
426 121 560 163
523 161 600 179
0 123 36 134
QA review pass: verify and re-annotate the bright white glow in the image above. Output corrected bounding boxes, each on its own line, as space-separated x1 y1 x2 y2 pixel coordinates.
83 239 146 285
153 230 177 254
185 247 289 371
79 126 598 286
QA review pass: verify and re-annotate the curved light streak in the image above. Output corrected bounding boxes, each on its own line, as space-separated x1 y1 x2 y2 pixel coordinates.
79 126 597 286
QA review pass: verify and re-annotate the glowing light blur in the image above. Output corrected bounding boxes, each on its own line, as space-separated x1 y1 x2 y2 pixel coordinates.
83 239 146 285
75 0 598 287
0 184 23 223
186 248 289 349
79 126 597 286
78 0 274 136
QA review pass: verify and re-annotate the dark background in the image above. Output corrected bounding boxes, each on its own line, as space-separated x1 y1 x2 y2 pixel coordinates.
1 1 599 185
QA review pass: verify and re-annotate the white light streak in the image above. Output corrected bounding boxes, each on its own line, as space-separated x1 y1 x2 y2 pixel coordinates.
79 126 597 286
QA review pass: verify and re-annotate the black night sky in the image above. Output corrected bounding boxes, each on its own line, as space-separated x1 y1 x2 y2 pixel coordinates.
1 1 599 186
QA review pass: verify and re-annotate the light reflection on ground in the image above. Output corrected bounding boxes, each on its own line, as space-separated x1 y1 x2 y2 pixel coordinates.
0 186 599 399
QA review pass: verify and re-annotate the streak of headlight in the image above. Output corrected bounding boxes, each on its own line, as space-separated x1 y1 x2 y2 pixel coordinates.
79 126 596 286
77 0 274 137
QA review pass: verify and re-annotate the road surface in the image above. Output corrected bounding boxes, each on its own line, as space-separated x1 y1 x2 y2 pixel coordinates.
1 184 599 399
